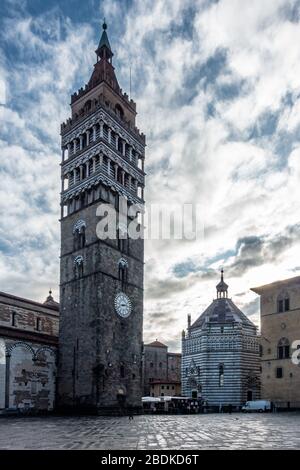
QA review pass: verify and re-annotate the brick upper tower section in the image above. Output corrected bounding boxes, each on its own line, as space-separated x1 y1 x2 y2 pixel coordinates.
61 22 145 144
59 21 146 216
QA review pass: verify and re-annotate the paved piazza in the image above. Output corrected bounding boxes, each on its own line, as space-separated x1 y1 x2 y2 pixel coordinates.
0 412 299 450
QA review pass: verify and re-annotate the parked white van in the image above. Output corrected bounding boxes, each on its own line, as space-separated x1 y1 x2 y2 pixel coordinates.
242 400 271 412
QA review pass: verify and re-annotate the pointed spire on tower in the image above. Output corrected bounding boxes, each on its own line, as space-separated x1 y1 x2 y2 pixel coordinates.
216 268 229 299
88 19 119 91
95 20 113 62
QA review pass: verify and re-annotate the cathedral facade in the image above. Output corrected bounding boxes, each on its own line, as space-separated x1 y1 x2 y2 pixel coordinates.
181 271 260 409
0 291 58 412
57 23 145 413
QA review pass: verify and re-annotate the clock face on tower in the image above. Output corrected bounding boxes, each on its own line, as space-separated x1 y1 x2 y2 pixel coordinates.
114 292 132 318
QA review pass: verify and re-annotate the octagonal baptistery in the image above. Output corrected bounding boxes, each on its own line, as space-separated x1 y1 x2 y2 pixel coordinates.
181 271 260 410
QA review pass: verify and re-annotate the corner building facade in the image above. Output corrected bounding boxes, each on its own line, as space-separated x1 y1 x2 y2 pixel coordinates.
252 276 300 408
57 23 145 413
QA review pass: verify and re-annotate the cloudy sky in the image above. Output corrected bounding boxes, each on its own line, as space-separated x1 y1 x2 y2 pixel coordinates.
1 0 300 351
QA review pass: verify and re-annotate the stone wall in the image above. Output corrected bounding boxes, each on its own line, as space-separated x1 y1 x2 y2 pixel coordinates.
0 294 59 337
143 344 168 396
58 195 144 412
143 343 181 396
167 353 181 382
0 292 59 412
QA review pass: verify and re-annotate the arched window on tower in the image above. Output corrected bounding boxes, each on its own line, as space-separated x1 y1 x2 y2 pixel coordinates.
219 364 224 387
277 292 290 313
117 170 123 185
79 193 86 209
115 103 124 120
74 255 84 279
285 296 290 311
118 258 128 290
84 99 92 112
277 338 290 359
117 225 129 254
73 220 86 251
74 229 80 251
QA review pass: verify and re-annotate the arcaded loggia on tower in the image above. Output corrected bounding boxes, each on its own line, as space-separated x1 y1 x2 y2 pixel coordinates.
57 22 145 413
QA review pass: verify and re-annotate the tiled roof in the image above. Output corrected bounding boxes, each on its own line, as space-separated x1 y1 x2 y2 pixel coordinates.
145 340 168 348
190 297 255 329
0 291 59 313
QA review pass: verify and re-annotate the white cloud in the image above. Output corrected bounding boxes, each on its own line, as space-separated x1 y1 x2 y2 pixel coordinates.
0 78 6 105
0 9 94 301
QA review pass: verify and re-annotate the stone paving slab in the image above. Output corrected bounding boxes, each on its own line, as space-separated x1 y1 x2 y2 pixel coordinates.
0 412 299 450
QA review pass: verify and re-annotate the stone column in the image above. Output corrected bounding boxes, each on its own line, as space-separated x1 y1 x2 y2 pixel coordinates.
93 125 97 141
108 128 112 144
79 135 83 151
5 353 11 409
121 170 125 185
114 164 118 181
135 180 138 193
129 146 133 162
86 161 89 178
115 134 119 151
67 143 71 159
100 121 104 138
99 153 103 166
86 130 90 146
128 175 132 190
73 139 77 154
79 166 83 180
92 157 96 173
73 168 77 185
122 141 126 157
107 158 111 175
62 147 65 162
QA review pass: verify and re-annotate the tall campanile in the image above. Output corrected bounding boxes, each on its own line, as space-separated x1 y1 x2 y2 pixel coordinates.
58 22 145 414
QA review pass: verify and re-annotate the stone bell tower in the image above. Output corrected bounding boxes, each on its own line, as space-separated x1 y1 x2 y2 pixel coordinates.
57 22 145 414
